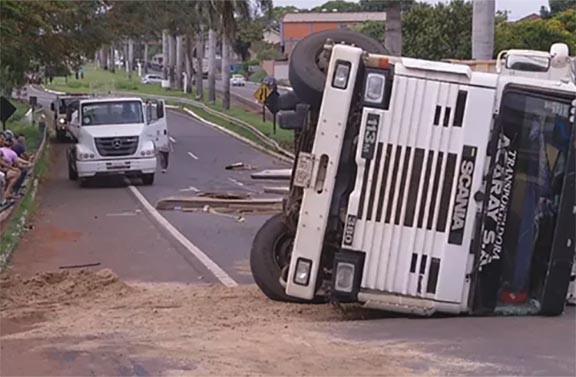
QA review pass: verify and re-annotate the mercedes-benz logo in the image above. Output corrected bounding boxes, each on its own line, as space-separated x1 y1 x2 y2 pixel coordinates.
112 138 122 149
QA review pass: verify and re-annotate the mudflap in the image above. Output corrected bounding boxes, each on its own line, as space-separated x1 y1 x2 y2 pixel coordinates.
470 89 575 316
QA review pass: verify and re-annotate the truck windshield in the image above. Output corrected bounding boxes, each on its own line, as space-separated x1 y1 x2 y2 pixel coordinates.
81 101 143 126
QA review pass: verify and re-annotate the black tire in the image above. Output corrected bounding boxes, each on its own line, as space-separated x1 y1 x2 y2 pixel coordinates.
142 173 155 185
56 129 66 142
250 214 327 303
68 159 78 181
289 30 389 109
78 177 89 188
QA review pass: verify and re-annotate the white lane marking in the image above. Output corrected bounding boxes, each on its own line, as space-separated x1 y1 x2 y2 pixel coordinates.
128 186 238 287
179 186 200 192
187 151 199 160
169 136 176 143
228 177 244 187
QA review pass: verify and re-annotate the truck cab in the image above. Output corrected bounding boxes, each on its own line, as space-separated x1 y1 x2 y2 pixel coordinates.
250 32 575 317
67 96 167 186
50 94 90 141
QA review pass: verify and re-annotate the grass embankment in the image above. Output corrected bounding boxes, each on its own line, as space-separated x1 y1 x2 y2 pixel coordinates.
0 100 47 269
46 66 294 151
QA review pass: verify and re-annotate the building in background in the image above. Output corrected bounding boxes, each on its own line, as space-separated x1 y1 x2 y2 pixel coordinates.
281 12 386 56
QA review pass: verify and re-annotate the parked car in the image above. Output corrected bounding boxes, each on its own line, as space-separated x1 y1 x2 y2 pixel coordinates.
141 74 163 84
230 74 246 87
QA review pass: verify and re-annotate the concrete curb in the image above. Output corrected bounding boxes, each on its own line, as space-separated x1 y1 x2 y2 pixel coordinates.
180 107 294 163
41 85 66 95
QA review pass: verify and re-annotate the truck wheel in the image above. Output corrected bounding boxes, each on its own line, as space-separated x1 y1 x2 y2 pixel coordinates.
78 178 89 188
142 173 155 185
289 30 388 109
250 214 326 303
68 160 78 181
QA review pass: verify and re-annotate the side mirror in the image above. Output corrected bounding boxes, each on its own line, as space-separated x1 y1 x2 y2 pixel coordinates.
156 102 164 119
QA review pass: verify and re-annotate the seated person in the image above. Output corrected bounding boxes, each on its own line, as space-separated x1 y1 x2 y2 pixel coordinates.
0 137 21 200
0 132 32 198
12 133 34 162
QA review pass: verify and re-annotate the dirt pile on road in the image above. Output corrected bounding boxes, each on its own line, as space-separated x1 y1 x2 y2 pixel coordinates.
0 269 130 311
1 270 484 376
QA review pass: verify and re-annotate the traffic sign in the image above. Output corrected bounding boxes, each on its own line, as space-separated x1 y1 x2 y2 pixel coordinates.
254 84 271 105
0 96 17 130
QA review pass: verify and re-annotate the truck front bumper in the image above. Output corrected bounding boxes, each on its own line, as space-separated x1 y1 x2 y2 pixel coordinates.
77 157 156 177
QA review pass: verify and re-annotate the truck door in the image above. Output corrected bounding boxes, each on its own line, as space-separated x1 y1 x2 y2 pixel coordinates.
145 99 168 151
472 87 575 315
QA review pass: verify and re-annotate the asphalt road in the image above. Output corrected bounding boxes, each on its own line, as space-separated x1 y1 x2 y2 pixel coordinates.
12 86 576 376
20 86 290 286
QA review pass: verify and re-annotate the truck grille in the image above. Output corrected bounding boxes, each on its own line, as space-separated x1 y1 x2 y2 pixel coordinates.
95 136 139 157
345 76 495 303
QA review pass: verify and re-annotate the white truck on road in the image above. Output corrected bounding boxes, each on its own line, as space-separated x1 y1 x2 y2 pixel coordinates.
67 96 167 186
251 30 575 317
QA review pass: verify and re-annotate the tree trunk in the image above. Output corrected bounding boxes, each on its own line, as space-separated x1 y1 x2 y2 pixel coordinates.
143 42 149 74
128 39 134 80
208 28 217 104
472 0 495 59
195 31 205 100
168 34 176 87
175 35 184 90
185 36 194 94
221 31 231 110
162 29 169 80
109 45 115 73
385 2 402 56
102 47 109 70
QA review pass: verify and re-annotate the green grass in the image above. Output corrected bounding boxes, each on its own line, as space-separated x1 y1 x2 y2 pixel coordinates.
46 65 295 150
3 100 41 152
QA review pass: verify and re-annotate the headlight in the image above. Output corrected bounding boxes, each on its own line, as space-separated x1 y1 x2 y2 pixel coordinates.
58 118 66 124
77 153 95 160
293 258 312 286
364 73 386 104
332 61 351 89
335 262 355 293
140 149 155 156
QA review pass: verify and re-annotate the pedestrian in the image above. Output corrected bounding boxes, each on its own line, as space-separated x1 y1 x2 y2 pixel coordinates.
79 66 84 79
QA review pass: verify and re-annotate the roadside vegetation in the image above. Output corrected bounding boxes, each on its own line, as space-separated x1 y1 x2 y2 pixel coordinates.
0 102 47 269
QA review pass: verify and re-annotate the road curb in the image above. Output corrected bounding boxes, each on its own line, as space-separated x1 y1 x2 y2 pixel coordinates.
41 85 66 95
182 107 294 163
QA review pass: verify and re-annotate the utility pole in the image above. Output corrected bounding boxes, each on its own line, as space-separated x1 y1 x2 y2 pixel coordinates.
472 0 495 60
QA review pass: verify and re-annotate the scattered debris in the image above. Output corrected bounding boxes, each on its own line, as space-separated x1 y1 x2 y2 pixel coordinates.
156 194 283 214
59 262 102 270
251 169 292 181
263 186 290 195
225 162 256 171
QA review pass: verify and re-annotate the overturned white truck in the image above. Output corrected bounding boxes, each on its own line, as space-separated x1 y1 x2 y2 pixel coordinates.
251 30 576 316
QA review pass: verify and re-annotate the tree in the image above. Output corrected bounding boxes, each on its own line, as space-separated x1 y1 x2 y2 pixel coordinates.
402 0 472 61
233 19 264 62
359 0 414 56
494 8 576 55
353 21 385 42
549 0 576 14
0 0 109 93
311 1 361 12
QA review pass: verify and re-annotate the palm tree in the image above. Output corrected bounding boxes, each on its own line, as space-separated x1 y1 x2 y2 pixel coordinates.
207 28 217 104
209 0 271 109
472 0 495 59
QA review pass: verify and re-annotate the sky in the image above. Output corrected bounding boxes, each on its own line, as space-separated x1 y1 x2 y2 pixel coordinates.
274 0 549 21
